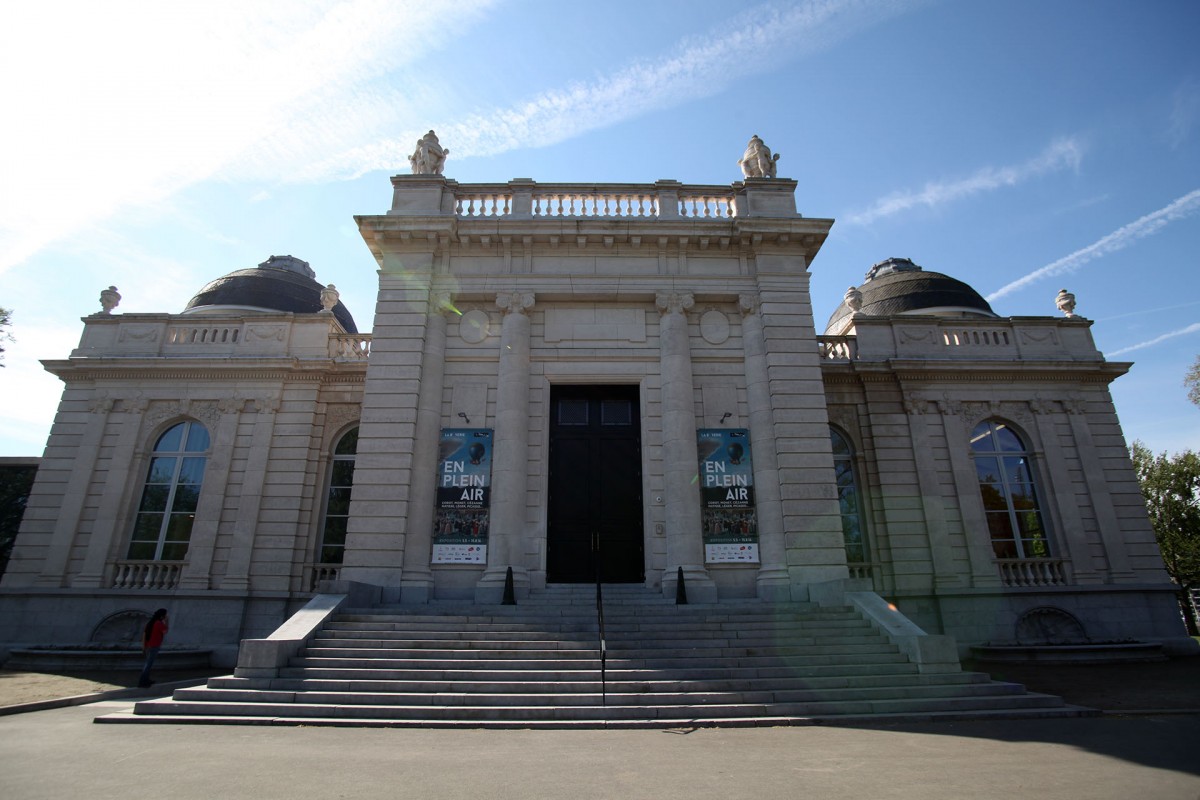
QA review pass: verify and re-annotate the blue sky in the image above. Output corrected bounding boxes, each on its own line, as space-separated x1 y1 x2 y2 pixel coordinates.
1 0 1198 456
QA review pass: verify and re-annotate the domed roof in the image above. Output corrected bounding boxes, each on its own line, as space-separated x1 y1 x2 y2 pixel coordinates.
183 255 357 334
824 257 995 334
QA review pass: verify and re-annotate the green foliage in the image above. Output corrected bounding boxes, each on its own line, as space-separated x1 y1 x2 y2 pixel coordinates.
0 306 11 364
1187 355 1200 407
1132 442 1200 632
0 463 38 577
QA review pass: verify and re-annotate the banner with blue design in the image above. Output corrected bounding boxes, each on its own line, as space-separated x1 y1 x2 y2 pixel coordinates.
432 428 493 564
697 428 759 563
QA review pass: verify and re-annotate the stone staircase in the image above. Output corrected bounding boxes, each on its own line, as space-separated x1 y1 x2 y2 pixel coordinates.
97 585 1087 727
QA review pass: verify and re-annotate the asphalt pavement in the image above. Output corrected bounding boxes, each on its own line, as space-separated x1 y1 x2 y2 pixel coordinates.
0 698 1197 800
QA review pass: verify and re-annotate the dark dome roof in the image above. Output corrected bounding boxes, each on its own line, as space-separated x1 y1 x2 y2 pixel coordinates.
824 257 995 334
183 255 357 333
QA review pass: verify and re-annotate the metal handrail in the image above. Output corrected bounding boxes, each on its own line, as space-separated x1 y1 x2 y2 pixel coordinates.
593 531 607 708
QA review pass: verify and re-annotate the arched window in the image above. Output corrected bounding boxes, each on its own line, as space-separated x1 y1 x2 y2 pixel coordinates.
970 420 1050 559
831 428 868 563
128 420 210 561
319 427 358 564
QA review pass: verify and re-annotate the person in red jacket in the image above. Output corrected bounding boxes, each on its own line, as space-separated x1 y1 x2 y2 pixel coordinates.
138 608 169 688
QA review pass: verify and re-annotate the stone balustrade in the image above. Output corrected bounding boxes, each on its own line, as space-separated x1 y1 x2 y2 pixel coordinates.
825 316 1101 362
110 559 183 590
305 563 342 592
996 557 1069 587
452 182 737 220
329 333 372 360
816 335 857 360
71 314 366 363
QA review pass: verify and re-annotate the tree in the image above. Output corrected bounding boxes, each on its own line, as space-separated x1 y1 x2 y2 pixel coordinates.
1187 355 1200 407
0 306 11 366
0 463 37 578
1131 441 1200 634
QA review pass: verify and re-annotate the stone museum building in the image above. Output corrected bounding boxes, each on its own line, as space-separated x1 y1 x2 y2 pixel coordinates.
0 136 1191 672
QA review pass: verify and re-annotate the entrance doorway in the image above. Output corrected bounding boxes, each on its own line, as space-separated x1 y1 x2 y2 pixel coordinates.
546 385 644 583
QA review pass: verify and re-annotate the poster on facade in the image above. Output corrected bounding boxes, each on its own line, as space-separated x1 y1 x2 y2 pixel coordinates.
431 428 493 564
697 428 759 563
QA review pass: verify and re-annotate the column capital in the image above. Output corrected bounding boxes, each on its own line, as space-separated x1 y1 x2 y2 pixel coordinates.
496 291 535 315
655 291 694 315
737 292 760 316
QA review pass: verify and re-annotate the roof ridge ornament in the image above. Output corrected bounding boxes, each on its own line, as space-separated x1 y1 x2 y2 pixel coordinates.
409 130 449 175
738 135 781 179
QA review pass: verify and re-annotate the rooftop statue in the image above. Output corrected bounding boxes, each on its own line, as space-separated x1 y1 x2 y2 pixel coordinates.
409 130 450 175
738 134 781 179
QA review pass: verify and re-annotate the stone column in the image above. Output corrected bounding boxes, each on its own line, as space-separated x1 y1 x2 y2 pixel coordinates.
179 398 244 590
1063 395 1133 580
476 291 534 603
220 397 279 590
401 291 451 603
71 397 145 587
940 398 1003 587
902 393 962 589
1029 398 1096 582
657 291 716 602
738 294 788 599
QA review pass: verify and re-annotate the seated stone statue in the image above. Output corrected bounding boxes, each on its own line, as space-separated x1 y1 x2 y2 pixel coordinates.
409 130 450 175
738 135 781 179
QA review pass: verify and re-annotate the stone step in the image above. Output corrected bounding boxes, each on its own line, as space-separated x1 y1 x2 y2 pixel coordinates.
168 680 1030 708
306 633 887 649
275 660 922 682
206 670 989 695
127 691 1066 723
323 618 875 634
296 642 901 661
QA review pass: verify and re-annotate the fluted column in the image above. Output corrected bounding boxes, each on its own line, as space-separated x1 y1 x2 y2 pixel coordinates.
401 291 451 603
657 291 716 602
739 294 789 599
476 291 534 602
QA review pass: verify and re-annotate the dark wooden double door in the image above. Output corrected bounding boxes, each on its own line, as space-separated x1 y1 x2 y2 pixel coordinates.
546 385 644 583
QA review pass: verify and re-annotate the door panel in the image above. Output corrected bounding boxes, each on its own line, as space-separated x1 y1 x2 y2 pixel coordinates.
546 386 644 583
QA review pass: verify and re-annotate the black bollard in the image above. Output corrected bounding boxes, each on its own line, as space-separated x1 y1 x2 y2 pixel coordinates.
675 565 687 605
501 566 516 605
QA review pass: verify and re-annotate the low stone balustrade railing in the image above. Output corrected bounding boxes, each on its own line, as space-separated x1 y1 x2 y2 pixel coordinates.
329 333 371 360
110 560 184 590
305 563 342 592
167 324 241 345
453 183 737 220
942 328 1012 348
847 561 876 582
817 335 858 360
996 557 1069 587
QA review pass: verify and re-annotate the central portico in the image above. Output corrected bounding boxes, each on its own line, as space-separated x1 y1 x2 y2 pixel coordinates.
337 168 851 604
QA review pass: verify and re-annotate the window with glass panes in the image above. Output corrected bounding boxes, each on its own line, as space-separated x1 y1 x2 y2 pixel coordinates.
128 421 209 561
969 420 1050 559
319 428 358 564
830 428 868 563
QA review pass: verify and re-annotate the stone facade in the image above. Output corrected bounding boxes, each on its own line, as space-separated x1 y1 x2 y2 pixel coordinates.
0 162 1189 665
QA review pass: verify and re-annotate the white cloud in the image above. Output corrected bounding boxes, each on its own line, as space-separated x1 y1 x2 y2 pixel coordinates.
1167 77 1200 149
1108 322 1200 357
0 0 498 275
298 0 927 180
987 188 1200 301
842 138 1084 227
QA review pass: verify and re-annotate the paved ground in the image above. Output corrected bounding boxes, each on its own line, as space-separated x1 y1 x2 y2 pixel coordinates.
0 697 1197 800
0 657 1198 798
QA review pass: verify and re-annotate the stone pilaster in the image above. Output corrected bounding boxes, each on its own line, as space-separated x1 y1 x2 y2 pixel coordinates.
476 291 535 602
939 398 1003 587
219 397 279 591
401 291 452 603
901 393 962 589
71 397 146 587
738 293 788 599
656 291 716 602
